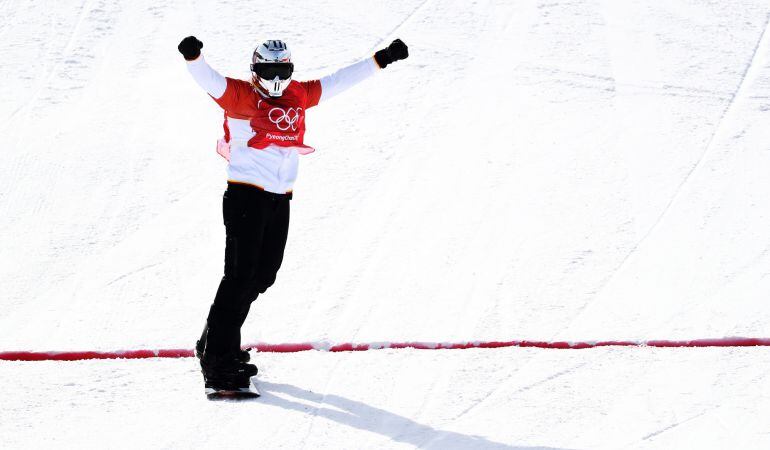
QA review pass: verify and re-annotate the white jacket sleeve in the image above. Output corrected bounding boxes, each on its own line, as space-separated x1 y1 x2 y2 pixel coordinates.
186 55 227 99
319 57 379 103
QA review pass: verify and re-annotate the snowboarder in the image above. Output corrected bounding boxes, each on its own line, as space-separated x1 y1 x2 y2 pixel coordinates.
177 35 409 396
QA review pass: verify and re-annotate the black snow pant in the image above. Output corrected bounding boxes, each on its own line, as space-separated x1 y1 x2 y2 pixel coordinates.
202 182 291 358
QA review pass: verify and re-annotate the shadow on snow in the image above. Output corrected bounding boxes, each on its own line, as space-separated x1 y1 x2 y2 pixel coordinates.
258 381 571 450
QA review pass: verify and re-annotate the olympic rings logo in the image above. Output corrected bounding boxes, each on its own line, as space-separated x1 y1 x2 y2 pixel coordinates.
268 107 303 131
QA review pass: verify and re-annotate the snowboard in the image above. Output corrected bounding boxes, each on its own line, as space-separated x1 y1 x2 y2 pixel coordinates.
205 379 261 400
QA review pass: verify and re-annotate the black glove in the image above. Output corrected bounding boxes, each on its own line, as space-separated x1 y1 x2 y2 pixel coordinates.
374 38 409 69
178 36 203 61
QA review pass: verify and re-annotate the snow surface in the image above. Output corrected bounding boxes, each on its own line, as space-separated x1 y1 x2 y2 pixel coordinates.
2 0 770 448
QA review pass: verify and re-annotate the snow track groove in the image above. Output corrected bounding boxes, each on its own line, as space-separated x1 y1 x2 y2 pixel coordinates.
0 0 92 132
594 10 770 290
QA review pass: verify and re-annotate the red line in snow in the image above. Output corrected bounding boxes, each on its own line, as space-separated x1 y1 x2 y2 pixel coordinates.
1 337 769 362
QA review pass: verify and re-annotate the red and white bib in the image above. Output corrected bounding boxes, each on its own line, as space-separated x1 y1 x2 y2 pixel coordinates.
213 78 322 155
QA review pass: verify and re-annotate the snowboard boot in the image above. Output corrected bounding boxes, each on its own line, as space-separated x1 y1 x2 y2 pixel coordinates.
200 351 258 393
195 323 251 363
195 338 252 363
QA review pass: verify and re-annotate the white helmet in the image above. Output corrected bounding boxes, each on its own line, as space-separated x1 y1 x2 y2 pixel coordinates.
251 40 293 97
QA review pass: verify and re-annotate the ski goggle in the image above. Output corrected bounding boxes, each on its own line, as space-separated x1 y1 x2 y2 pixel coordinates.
251 62 294 80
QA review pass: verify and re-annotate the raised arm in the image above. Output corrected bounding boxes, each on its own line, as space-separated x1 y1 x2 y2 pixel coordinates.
178 36 227 99
318 58 379 102
317 39 409 103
